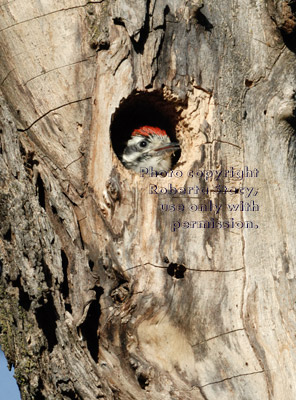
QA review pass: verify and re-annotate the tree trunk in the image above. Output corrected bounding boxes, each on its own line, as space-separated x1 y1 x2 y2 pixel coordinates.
1 0 296 399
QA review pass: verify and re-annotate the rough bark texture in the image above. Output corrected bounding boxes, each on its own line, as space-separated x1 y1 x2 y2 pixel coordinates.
0 0 296 399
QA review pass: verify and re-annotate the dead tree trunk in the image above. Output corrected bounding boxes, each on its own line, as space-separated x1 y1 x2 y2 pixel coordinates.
1 0 296 399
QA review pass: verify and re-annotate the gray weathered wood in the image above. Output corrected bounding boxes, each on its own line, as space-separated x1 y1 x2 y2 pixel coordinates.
0 0 296 399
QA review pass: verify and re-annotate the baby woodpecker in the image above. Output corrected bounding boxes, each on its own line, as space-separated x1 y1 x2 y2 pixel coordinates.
122 126 180 173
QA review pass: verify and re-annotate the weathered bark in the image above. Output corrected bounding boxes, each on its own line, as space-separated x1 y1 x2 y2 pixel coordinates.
0 0 296 399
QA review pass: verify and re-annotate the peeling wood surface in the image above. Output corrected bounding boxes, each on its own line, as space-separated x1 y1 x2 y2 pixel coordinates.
0 0 296 399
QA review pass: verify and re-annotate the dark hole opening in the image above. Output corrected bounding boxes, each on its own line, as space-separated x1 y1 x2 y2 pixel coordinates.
281 30 296 53
88 259 95 271
60 250 69 300
51 205 57 215
288 0 296 12
3 226 11 242
19 287 31 311
36 173 46 209
34 391 46 400
110 91 182 170
65 303 72 313
113 17 125 27
61 389 81 400
167 263 186 279
80 286 104 363
36 295 58 352
12 276 31 311
287 114 296 131
25 151 39 171
245 79 253 88
131 0 150 54
137 373 149 389
280 1 296 52
193 6 214 31
34 379 45 400
19 141 26 157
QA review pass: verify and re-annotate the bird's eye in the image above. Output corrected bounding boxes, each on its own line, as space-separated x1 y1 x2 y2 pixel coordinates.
139 141 147 148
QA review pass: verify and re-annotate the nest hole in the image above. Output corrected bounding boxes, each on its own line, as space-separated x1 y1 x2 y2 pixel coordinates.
110 91 182 170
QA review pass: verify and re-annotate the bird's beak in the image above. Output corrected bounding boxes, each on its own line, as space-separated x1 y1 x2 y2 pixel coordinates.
153 142 180 153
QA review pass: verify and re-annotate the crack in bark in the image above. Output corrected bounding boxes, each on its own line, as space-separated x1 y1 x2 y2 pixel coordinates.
150 32 165 85
113 51 131 76
193 84 213 95
226 230 241 235
0 68 15 86
0 3 90 33
24 56 96 86
204 139 241 149
242 47 286 97
186 266 245 272
17 97 92 132
64 154 84 169
240 29 284 49
192 328 245 347
125 262 244 273
266 46 288 79
200 369 265 388
198 387 210 400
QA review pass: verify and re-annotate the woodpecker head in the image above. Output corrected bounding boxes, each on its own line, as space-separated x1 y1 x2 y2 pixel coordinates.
121 126 180 173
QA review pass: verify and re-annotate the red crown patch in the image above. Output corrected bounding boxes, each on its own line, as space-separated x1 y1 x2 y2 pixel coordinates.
131 126 167 137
